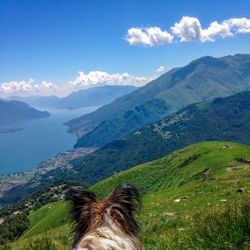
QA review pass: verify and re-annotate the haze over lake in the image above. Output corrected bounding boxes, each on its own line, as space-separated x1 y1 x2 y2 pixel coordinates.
0 106 97 175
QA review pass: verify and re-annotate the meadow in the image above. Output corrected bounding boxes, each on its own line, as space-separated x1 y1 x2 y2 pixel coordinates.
2 141 250 249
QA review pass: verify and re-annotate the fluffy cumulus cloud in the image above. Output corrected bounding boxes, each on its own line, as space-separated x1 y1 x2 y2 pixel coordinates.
126 27 174 46
156 65 166 73
171 16 203 41
171 16 250 42
69 71 154 88
0 79 58 97
126 16 250 46
0 71 155 98
227 17 250 33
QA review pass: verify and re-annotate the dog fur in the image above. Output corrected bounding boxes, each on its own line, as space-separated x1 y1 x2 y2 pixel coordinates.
67 184 142 250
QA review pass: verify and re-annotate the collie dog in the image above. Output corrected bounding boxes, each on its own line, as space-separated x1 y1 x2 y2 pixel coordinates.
68 184 142 250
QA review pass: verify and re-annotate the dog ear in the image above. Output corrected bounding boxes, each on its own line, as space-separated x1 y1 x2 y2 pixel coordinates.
108 184 141 236
109 183 141 213
66 187 96 247
67 186 96 222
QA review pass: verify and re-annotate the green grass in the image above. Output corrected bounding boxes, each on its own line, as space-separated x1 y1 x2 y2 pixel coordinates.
21 201 70 240
91 141 250 198
0 225 71 250
182 200 250 249
3 141 250 249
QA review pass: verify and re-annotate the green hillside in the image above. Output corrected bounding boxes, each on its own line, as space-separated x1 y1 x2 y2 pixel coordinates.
68 54 250 147
91 141 250 200
3 141 250 249
72 90 250 184
21 201 69 240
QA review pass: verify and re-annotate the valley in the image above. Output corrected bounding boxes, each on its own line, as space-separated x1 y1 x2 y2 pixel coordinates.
1 54 250 249
2 82 250 207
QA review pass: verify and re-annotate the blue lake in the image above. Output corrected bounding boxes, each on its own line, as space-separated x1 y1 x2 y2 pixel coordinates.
0 107 97 175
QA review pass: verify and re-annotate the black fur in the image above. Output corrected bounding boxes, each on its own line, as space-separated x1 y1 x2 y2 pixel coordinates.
109 184 142 236
66 186 96 248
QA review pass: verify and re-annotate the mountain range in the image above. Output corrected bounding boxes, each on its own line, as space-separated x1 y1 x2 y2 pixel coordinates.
67 54 250 148
71 90 250 183
8 85 136 110
0 100 50 124
1 54 250 205
2 89 249 205
8 96 61 109
55 85 136 110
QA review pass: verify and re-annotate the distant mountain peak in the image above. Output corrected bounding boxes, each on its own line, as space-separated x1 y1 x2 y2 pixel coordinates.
67 53 250 148
0 99 50 124
9 85 137 110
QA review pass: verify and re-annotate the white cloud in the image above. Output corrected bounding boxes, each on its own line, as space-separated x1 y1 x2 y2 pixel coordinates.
201 21 233 42
156 66 166 73
0 71 155 98
171 16 235 42
69 71 154 88
126 16 250 46
0 79 58 97
171 16 203 42
125 27 174 46
225 17 250 33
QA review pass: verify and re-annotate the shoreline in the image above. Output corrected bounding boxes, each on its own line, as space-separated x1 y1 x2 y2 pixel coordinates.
0 147 96 199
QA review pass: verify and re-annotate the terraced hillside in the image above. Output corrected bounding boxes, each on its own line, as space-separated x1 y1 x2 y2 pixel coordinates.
91 141 250 202
3 141 250 249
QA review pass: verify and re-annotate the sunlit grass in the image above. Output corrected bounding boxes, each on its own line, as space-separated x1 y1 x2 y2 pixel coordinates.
2 141 250 249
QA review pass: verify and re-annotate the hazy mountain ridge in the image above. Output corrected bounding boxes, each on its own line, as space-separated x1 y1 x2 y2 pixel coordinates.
8 96 61 108
70 54 250 147
8 85 136 110
55 85 136 109
0 100 50 124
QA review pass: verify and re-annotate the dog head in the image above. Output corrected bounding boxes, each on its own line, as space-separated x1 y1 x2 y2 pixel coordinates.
67 184 141 248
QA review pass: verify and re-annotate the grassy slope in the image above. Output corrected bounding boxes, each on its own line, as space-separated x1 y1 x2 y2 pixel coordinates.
4 141 250 249
91 141 250 210
2 224 71 250
20 201 69 240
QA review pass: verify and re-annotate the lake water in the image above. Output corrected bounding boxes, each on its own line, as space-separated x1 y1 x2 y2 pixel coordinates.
0 106 97 175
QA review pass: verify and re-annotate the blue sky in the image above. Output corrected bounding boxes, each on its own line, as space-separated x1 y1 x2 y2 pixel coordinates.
0 0 250 96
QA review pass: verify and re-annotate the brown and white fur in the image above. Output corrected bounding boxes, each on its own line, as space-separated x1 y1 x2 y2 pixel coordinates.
67 184 142 250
